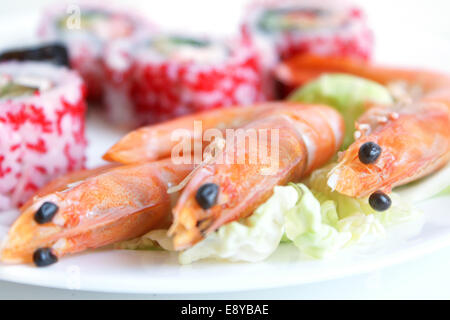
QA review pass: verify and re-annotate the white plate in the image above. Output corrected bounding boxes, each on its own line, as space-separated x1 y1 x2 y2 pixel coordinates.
0 4 449 294
0 195 447 294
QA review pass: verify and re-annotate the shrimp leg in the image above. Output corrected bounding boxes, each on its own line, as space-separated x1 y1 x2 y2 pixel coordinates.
1 160 193 264
276 55 450 197
170 103 344 249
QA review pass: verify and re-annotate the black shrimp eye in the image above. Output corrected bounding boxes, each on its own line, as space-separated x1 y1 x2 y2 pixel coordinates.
33 248 58 267
369 191 392 211
34 201 59 224
195 183 219 210
358 142 382 164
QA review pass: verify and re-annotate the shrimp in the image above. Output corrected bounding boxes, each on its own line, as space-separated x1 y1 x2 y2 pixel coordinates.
1 160 193 264
103 103 281 164
169 103 344 249
275 54 450 197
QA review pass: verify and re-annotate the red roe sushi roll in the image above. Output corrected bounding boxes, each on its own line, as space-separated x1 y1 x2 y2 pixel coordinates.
0 61 86 209
241 0 373 97
103 34 265 127
242 0 373 64
38 2 154 101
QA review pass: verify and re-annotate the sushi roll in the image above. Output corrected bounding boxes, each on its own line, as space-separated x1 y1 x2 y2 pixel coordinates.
0 61 86 210
241 0 373 97
242 0 373 64
103 33 265 127
38 2 154 100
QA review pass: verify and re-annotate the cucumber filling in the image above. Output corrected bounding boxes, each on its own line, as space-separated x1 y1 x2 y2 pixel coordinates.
0 75 52 99
0 82 37 99
58 10 106 30
258 7 346 33
151 36 229 63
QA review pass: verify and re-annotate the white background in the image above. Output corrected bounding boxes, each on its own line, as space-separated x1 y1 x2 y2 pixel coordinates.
3 0 450 38
0 0 450 299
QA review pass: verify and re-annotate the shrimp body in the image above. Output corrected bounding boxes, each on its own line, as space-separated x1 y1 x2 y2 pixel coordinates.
19 164 119 211
170 103 344 249
1 160 193 264
103 103 283 164
276 55 450 197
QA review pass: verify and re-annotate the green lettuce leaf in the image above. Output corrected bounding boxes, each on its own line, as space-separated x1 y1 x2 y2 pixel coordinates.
178 186 298 264
280 164 422 258
283 183 352 258
289 73 393 149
